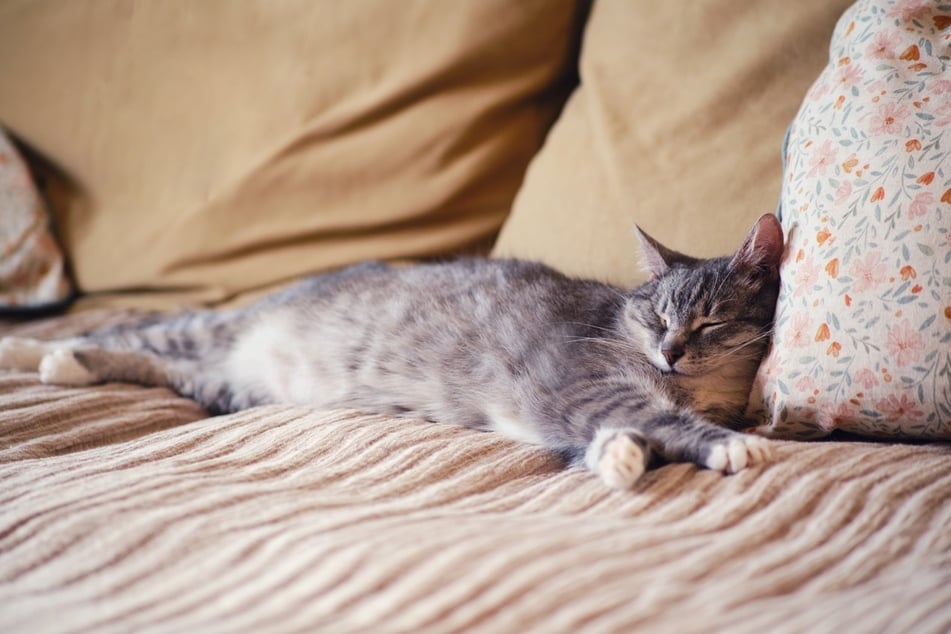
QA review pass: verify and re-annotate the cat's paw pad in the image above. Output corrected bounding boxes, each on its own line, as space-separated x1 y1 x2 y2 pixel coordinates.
587 430 649 490
0 337 48 371
39 349 96 386
705 435 773 474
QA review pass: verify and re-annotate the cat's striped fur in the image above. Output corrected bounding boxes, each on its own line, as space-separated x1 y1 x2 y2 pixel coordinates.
0 215 784 489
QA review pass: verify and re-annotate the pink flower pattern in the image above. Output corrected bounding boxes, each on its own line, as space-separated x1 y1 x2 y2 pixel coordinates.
835 63 863 88
865 30 901 59
867 102 911 135
793 257 820 296
934 101 951 127
808 139 838 177
876 395 926 422
853 368 879 390
908 191 932 218
885 0 931 21
748 0 951 441
848 251 887 293
835 180 853 205
783 313 813 349
818 402 857 431
886 320 925 367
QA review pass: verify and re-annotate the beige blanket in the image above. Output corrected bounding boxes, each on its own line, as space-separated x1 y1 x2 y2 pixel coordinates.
1 314 949 633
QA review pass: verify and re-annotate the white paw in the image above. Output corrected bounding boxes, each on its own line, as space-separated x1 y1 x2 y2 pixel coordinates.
587 429 648 490
0 337 49 371
705 435 774 474
39 349 97 386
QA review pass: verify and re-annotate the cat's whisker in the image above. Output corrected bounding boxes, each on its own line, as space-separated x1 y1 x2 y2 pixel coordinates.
559 336 643 356
700 332 773 365
711 270 733 301
560 321 617 335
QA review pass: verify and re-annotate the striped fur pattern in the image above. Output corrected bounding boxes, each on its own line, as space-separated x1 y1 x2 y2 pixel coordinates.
0 215 784 489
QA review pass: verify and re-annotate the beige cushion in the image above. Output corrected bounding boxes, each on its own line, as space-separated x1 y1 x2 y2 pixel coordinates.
493 0 854 286
0 0 583 305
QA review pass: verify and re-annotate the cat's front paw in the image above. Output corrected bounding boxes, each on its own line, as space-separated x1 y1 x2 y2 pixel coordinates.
586 428 651 490
0 337 48 371
39 349 97 386
704 434 773 474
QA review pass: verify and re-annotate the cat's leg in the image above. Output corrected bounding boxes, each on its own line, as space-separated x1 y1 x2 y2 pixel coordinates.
0 337 82 372
556 385 773 484
640 411 773 474
38 346 172 387
584 427 653 489
38 346 250 414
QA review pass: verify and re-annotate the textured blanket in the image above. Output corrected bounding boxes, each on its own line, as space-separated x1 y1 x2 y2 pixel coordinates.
1 313 949 633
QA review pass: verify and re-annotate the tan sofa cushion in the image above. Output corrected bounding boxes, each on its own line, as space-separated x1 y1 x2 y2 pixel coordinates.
0 0 583 305
493 0 854 287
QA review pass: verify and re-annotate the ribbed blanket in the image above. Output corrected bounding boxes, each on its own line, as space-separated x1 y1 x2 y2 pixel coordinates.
1 313 949 633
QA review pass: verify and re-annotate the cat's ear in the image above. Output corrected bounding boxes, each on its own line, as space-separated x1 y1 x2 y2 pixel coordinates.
728 214 785 280
634 225 700 280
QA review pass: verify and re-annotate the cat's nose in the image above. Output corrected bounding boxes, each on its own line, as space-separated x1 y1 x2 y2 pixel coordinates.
661 344 684 367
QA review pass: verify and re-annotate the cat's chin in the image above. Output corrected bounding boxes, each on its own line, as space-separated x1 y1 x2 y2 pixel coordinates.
654 362 686 376
656 362 702 377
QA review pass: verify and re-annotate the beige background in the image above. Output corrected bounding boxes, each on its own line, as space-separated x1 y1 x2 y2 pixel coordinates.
0 0 585 306
493 0 854 287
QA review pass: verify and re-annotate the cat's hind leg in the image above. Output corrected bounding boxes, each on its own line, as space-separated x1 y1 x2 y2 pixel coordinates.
38 346 247 414
39 346 180 388
0 337 81 372
584 427 652 490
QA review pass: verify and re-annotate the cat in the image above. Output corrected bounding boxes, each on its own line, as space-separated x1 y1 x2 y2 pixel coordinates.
0 214 784 490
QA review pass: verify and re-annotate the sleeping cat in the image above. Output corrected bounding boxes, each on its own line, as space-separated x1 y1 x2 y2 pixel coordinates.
0 214 784 489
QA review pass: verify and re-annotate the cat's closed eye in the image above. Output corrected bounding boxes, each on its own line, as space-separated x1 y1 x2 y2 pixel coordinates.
697 321 727 333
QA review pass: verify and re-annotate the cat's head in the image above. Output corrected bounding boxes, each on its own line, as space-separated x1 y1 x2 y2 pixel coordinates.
621 214 784 378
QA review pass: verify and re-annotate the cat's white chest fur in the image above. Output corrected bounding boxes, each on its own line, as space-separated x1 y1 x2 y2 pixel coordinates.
484 403 544 445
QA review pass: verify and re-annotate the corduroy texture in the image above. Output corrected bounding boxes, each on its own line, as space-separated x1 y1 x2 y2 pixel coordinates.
1 315 949 632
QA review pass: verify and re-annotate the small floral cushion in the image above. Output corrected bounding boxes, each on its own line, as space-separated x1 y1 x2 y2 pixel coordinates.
0 131 72 312
748 0 951 439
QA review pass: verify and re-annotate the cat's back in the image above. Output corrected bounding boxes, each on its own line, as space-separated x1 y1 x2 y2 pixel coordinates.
273 258 618 325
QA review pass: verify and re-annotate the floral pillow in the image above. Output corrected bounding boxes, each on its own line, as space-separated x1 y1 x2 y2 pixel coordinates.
0 131 73 313
748 0 951 439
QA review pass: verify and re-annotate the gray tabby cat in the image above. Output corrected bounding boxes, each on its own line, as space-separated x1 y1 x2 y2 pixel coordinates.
0 214 784 489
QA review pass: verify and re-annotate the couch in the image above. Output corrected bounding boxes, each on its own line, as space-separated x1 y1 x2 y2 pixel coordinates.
1 1 949 632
